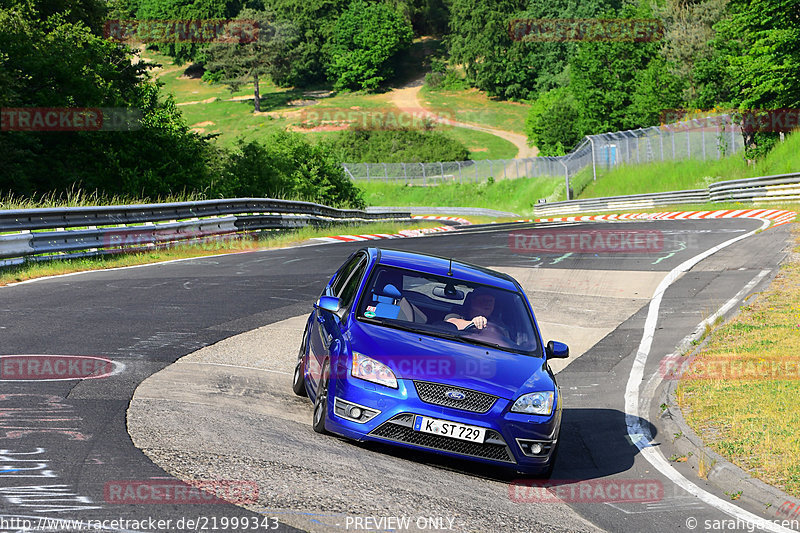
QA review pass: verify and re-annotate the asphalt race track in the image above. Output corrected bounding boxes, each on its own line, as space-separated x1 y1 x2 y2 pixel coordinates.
0 218 794 533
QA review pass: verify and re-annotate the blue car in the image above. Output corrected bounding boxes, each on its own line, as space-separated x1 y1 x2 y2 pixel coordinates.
292 247 569 477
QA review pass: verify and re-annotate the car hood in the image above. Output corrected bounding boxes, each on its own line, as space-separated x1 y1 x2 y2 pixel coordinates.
348 320 554 400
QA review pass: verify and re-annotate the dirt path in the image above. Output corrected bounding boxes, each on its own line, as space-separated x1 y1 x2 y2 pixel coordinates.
389 79 539 159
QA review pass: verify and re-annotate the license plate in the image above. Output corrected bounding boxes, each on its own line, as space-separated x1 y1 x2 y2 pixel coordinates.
413 415 486 443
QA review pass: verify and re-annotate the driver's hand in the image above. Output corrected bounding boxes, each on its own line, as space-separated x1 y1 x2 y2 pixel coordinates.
471 316 488 329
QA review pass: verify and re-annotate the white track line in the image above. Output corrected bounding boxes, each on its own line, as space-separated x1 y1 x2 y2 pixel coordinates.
624 217 797 533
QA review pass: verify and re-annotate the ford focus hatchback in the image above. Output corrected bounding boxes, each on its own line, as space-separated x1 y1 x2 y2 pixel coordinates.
292 247 569 477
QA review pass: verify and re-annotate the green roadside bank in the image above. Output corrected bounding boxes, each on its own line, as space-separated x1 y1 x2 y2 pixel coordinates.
676 226 800 499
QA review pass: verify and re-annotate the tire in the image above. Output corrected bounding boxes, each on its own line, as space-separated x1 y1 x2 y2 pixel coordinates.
312 362 330 434
292 359 307 397
538 440 560 479
292 329 308 397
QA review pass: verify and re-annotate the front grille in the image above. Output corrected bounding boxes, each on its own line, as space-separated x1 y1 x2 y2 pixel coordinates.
413 381 498 413
370 414 515 463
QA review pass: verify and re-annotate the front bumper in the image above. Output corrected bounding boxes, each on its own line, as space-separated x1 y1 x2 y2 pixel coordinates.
325 376 561 473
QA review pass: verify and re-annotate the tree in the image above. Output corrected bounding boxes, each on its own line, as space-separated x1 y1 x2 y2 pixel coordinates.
263 0 351 87
204 8 299 112
628 57 686 127
0 0 215 197
653 0 728 104
569 4 665 134
524 87 581 155
326 1 413 91
218 132 365 208
712 0 800 154
447 0 623 100
134 0 242 64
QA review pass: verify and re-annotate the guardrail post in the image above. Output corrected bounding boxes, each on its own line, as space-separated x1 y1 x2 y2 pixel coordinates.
402 163 407 183
439 161 444 183
421 162 426 186
383 162 388 181
458 161 463 183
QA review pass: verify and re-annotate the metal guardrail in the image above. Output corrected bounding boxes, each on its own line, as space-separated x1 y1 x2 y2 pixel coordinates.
534 190 709 216
0 198 412 265
708 172 800 202
534 172 800 216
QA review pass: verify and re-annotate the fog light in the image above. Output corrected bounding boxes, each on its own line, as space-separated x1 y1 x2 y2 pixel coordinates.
350 407 363 419
531 443 543 455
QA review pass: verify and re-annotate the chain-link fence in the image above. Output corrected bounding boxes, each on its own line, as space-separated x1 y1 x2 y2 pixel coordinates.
342 114 744 199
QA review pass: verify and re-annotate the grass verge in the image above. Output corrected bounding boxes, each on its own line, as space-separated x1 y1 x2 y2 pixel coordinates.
676 225 800 497
0 221 442 286
358 177 565 214
579 132 800 199
419 86 529 134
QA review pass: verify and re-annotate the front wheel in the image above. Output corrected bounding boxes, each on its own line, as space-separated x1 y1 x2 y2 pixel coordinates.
292 332 308 397
292 359 307 396
312 362 330 434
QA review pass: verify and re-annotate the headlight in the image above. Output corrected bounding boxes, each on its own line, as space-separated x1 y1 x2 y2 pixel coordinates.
511 391 554 415
351 352 398 389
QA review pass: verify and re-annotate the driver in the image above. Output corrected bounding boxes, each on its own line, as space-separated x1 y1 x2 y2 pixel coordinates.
445 287 501 331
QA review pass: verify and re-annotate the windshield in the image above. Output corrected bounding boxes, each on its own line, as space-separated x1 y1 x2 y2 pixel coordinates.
356 265 541 356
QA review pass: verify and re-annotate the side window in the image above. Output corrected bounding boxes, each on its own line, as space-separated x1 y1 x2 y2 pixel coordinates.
331 253 363 297
338 258 368 309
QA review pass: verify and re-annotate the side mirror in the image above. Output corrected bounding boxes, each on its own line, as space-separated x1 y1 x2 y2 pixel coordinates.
315 296 344 318
546 340 569 359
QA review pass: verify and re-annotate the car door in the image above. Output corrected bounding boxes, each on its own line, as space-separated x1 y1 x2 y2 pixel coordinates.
308 253 368 393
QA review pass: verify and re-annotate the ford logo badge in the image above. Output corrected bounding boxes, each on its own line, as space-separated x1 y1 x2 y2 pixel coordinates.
445 390 466 401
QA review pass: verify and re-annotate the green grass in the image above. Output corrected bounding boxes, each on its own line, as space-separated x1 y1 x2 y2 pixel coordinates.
439 127 518 160
579 131 800 199
0 187 208 210
419 85 529 134
142 47 521 154
677 227 800 497
358 177 565 214
178 99 290 147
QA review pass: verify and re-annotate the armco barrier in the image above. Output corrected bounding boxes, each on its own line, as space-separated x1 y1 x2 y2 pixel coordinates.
535 172 800 217
708 172 800 202
0 198 411 265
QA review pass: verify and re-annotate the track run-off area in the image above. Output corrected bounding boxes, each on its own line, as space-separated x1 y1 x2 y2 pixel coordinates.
1 211 798 533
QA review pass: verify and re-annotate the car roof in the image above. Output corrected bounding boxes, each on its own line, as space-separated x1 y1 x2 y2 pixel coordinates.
365 247 520 292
